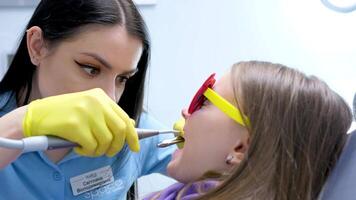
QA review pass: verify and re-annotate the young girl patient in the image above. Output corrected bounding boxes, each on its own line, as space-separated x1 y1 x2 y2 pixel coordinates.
145 61 352 200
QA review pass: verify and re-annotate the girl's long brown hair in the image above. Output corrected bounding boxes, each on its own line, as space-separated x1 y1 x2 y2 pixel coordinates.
199 61 352 200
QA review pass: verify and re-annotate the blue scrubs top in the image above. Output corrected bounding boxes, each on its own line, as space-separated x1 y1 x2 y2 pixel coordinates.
0 91 176 200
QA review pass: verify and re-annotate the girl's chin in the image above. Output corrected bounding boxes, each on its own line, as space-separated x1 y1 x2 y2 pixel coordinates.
166 161 178 179
167 150 184 179
166 164 195 183
166 152 196 183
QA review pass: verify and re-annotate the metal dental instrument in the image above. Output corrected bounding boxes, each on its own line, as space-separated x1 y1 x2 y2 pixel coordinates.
0 128 179 153
157 136 185 148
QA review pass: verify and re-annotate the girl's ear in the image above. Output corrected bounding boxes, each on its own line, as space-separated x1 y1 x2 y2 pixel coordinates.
226 138 249 166
26 26 47 66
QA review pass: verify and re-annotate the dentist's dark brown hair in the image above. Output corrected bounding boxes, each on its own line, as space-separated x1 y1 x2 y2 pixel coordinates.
0 0 150 122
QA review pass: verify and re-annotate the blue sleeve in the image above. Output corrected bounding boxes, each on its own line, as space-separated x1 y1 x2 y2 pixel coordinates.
137 112 177 176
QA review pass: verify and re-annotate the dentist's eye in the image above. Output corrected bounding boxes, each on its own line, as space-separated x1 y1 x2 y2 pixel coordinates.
83 67 100 76
116 76 129 84
75 61 100 76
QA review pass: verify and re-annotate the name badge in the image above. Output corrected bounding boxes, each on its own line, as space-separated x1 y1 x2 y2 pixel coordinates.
70 166 114 196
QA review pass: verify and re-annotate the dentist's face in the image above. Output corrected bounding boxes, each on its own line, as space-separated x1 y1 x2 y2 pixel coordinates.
30 25 142 102
167 73 249 183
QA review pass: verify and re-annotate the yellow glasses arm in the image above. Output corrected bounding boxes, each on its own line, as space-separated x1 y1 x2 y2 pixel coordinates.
203 88 250 127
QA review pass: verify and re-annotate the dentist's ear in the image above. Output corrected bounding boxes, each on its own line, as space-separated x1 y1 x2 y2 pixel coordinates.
225 139 249 166
26 26 47 66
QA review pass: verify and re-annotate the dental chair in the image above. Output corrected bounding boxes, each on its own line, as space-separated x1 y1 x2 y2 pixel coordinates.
319 93 356 200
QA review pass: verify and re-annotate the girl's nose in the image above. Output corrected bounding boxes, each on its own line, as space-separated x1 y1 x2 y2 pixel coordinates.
181 108 191 120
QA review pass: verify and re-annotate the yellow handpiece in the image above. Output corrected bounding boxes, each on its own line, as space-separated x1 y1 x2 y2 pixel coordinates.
173 118 185 149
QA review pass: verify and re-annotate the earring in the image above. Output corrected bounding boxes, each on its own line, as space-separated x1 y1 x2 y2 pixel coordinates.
225 155 234 165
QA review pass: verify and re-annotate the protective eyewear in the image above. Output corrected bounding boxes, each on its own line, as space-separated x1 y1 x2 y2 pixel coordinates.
188 73 250 127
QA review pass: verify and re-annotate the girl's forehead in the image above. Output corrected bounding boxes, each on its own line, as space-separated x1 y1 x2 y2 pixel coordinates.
214 73 235 103
214 73 232 92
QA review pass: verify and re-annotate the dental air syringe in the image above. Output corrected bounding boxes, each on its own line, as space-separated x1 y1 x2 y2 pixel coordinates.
0 128 184 153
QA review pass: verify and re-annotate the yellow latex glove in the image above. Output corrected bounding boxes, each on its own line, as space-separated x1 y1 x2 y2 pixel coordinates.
23 88 139 157
173 117 185 149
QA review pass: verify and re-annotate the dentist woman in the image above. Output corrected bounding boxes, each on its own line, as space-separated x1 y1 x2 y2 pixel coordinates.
0 0 175 199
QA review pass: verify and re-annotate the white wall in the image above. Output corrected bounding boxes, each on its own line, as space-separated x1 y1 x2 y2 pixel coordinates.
140 0 356 130
1 0 355 198
1 1 355 129
0 8 33 78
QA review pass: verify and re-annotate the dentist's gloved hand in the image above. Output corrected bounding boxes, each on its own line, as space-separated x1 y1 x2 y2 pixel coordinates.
22 88 139 157
173 118 185 149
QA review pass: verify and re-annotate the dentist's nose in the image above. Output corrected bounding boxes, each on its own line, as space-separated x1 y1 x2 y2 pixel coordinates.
101 84 118 102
